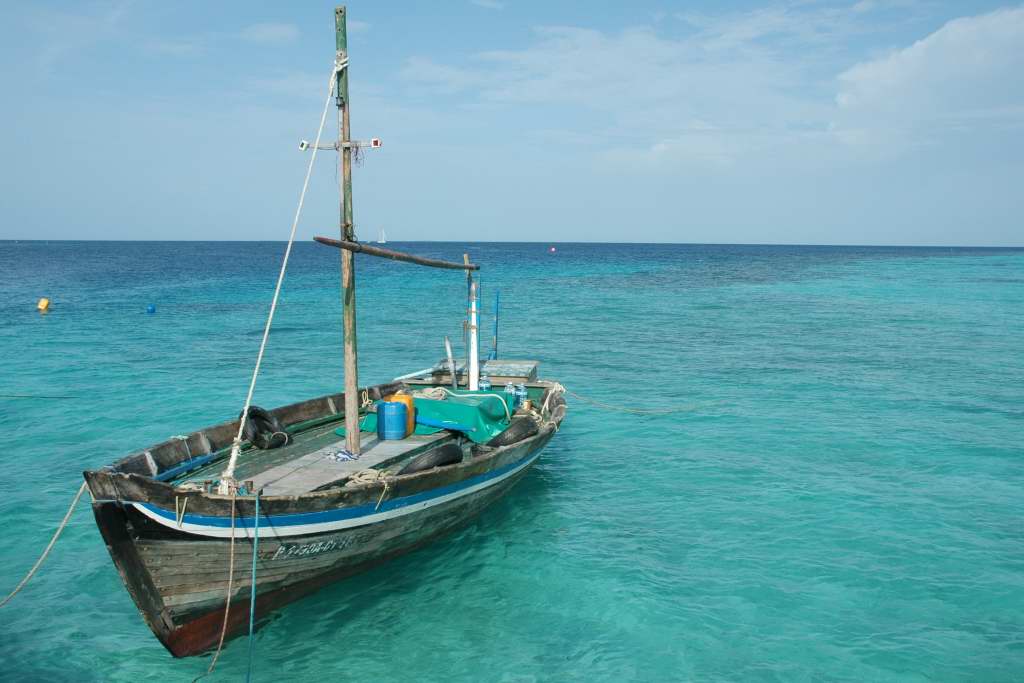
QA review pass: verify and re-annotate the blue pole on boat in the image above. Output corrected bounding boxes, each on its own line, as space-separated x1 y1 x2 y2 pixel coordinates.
246 492 260 683
490 290 500 360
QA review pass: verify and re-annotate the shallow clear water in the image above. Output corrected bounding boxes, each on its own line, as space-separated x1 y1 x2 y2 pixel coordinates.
1 241 1022 681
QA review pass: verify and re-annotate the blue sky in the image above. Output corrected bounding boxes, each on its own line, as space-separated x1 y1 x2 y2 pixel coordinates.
0 1 1021 245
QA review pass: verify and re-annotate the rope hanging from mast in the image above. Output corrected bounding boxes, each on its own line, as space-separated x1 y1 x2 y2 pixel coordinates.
218 56 347 493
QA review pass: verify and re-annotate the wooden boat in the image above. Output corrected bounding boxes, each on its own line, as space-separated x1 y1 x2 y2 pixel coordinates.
82 7 566 658
84 370 565 657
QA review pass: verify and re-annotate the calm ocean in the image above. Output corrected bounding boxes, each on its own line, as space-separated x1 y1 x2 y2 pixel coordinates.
1 241 1022 681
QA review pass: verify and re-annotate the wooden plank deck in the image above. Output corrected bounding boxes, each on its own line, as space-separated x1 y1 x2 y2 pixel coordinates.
247 431 452 495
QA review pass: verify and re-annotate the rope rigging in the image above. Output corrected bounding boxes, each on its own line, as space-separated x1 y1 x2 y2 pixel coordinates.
192 491 237 683
196 56 350 680
219 57 347 493
556 384 722 416
246 492 261 683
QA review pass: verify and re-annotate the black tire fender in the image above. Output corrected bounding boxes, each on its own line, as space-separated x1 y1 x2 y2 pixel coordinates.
240 406 290 450
470 444 494 458
398 443 464 475
486 416 540 448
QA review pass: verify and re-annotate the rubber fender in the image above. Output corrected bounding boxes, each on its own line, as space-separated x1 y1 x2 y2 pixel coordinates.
542 392 566 414
241 406 291 450
470 444 494 458
486 416 540 448
398 443 464 475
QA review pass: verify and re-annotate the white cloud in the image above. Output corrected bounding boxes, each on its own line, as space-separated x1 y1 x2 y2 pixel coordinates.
401 22 827 166
240 22 300 45
834 7 1024 145
400 3 1024 166
29 1 131 74
676 2 874 53
244 70 327 100
471 0 505 9
144 37 202 56
401 56 488 94
408 25 802 108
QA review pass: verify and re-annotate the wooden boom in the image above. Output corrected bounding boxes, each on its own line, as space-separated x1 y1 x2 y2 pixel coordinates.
314 236 480 271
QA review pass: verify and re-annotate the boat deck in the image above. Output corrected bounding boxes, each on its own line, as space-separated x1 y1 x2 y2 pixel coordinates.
179 419 452 495
248 431 450 495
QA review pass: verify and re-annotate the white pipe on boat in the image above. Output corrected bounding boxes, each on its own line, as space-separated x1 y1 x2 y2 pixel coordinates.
469 281 479 391
444 336 458 389
392 367 435 381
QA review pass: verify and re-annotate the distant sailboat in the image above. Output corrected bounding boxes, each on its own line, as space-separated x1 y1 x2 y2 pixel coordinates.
377 228 387 244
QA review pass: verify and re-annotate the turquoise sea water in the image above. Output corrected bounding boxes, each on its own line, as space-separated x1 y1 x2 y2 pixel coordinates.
1 241 1022 681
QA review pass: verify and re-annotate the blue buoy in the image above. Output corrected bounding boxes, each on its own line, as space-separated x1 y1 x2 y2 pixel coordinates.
146 304 156 314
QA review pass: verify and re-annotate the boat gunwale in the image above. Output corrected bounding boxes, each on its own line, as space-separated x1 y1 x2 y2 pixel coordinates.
83 380 566 509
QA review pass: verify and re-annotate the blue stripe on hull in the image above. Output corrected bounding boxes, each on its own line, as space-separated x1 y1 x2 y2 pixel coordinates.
140 449 537 529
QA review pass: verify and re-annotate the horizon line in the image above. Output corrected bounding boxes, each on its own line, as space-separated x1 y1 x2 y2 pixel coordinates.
2 239 1022 249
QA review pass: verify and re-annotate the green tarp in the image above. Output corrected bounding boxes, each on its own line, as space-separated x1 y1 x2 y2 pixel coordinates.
335 390 513 444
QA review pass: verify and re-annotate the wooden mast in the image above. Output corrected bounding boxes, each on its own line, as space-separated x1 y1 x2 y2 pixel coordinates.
336 6 360 454
321 7 482 448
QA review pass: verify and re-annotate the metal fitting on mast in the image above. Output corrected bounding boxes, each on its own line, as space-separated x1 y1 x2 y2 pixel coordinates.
335 50 347 108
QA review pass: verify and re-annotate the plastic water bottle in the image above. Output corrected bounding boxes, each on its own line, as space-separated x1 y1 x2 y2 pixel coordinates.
516 383 528 406
504 382 517 408
479 375 491 391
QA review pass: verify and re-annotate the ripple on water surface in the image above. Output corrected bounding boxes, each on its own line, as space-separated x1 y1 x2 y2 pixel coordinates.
0 242 1022 681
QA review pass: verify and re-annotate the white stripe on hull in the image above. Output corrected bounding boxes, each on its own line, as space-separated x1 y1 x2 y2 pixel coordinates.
132 451 541 539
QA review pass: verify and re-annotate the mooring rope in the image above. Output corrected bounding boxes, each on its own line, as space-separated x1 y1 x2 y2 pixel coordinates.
193 491 237 683
0 394 81 400
245 491 261 683
345 470 392 510
0 482 87 609
220 56 346 491
560 385 719 416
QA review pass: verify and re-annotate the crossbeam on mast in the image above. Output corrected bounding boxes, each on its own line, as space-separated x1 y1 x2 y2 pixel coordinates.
314 237 480 271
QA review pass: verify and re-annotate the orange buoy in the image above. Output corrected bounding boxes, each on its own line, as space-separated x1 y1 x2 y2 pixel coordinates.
383 393 416 434
37 297 50 312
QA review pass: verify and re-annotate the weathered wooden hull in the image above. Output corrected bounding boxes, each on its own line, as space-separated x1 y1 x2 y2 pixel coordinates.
85 388 564 657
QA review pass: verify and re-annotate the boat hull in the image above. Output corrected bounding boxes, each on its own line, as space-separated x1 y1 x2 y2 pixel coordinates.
90 429 554 657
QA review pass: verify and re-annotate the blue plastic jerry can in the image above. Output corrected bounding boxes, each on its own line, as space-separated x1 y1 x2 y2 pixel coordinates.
377 401 409 440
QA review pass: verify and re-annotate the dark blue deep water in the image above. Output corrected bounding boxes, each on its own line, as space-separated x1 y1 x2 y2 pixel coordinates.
1 241 1022 681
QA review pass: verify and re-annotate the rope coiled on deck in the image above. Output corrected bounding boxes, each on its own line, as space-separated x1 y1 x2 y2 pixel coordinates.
345 470 392 510
412 386 513 421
